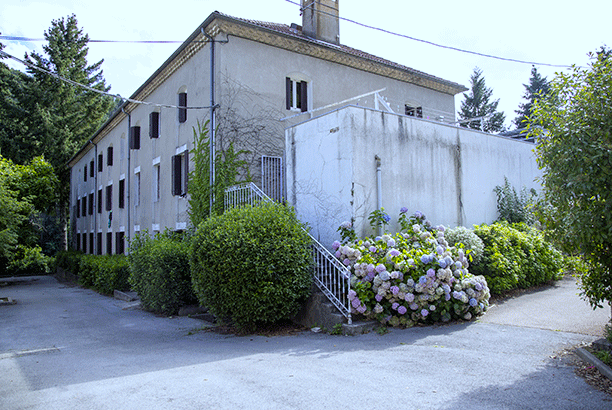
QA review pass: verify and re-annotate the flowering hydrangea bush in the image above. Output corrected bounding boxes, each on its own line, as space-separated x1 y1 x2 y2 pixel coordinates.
333 210 490 327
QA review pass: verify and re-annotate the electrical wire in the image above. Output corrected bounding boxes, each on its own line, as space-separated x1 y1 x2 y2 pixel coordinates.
288 0 572 68
0 49 215 110
0 35 185 44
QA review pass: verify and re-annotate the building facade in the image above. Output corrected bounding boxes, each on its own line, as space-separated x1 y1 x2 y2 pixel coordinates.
68 2 466 254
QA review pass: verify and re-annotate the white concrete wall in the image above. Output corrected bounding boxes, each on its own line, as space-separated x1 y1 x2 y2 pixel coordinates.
286 105 541 248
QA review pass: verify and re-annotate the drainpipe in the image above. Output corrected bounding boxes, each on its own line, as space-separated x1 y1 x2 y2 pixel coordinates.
375 155 382 236
203 28 216 215
122 107 131 252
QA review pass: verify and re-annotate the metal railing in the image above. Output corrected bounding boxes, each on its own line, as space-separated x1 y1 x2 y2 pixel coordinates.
224 183 352 324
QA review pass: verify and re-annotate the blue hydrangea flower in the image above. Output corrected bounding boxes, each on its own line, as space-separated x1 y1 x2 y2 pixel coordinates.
389 249 400 257
421 309 429 317
414 211 423 219
419 275 428 285
391 286 400 295
332 240 341 250
400 207 409 214
398 305 407 315
427 268 436 278
469 298 478 307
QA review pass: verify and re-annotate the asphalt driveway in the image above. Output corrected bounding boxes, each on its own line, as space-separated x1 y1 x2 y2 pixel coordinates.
1 275 611 410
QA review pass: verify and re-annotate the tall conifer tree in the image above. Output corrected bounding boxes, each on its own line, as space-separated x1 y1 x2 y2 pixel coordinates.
514 66 550 129
458 67 505 133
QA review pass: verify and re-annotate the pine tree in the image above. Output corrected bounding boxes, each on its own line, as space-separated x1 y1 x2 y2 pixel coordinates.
458 67 505 133
514 66 550 129
24 14 114 250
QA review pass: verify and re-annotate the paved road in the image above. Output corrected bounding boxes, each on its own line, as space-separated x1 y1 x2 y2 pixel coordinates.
1 275 611 410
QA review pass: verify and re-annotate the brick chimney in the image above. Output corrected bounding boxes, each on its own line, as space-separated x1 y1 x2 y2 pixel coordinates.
301 0 340 45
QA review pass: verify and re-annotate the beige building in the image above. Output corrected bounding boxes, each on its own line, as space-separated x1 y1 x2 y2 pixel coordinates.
68 1 466 254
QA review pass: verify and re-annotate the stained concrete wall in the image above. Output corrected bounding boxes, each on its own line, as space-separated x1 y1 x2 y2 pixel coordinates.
286 105 541 248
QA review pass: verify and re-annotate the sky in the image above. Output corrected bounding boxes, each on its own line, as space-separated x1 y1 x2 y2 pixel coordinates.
1 0 610 129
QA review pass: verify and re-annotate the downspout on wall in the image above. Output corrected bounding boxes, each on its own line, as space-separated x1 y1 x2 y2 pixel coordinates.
122 107 131 252
375 155 382 236
203 29 216 215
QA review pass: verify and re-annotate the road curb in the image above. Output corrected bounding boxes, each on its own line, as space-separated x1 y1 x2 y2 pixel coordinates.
576 347 612 381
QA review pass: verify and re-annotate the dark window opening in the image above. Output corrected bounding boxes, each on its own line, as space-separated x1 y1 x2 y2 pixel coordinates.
106 185 112 211
150 112 160 138
97 189 102 214
130 126 141 150
81 196 87 217
76 233 80 251
405 105 423 118
286 77 308 112
115 232 125 255
98 154 103 172
107 146 114 166
83 165 87 182
82 233 87 254
97 232 102 255
178 92 187 123
89 160 94 178
89 233 94 255
119 179 125 209
172 152 189 196
76 199 80 219
88 193 94 215
106 232 112 255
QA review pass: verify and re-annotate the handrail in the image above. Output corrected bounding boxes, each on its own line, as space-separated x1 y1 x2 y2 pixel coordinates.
224 183 352 324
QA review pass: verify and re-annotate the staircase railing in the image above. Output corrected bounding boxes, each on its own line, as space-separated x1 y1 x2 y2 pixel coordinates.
225 182 352 324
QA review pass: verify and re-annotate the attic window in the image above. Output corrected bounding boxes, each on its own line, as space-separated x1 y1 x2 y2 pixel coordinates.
405 105 423 118
286 77 308 112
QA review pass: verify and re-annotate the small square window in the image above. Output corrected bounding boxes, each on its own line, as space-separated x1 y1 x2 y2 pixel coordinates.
405 105 423 118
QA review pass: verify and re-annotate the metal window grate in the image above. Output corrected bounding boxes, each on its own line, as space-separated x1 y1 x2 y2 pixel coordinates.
261 155 284 202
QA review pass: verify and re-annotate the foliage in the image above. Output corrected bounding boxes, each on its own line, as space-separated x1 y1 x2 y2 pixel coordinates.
458 67 506 133
5 245 53 276
529 47 612 308
444 226 485 266
337 219 357 244
0 155 58 274
23 14 114 250
78 254 129 295
368 208 391 234
471 222 563 294
188 120 251 227
190 202 312 331
54 249 84 275
493 177 536 224
514 66 550 129
128 230 197 315
333 211 490 327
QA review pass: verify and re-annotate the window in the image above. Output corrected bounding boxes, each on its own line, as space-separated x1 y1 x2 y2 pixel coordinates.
405 105 423 118
119 179 125 209
98 154 103 172
89 160 94 178
76 199 80 219
178 92 187 123
106 232 112 255
97 232 102 255
115 232 125 255
286 77 308 112
134 171 141 207
75 233 80 251
107 146 114 166
89 233 94 255
83 165 87 182
88 193 94 215
106 185 112 211
130 126 141 150
153 162 160 202
82 233 87 254
97 188 102 214
172 152 189 196
150 112 160 138
81 195 87 217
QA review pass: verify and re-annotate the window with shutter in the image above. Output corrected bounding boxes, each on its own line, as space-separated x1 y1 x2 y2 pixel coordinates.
76 233 80 251
178 92 187 123
90 160 94 178
88 193 94 215
89 233 94 255
83 166 87 182
82 195 87 217
82 233 87 254
171 152 189 196
107 146 114 166
98 154 103 172
150 112 160 138
115 232 125 255
97 233 102 255
106 232 112 255
130 126 141 150
119 179 125 209
97 189 102 213
285 77 308 112
76 199 80 219
106 185 112 211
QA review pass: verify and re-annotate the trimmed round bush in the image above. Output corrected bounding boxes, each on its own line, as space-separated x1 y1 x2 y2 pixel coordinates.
472 222 563 294
444 226 485 266
190 202 312 331
128 230 197 315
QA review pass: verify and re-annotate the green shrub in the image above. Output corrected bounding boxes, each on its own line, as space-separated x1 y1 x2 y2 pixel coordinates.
78 254 130 294
472 222 563 294
190 202 313 331
128 230 197 315
5 245 53 276
444 226 485 266
494 177 536 224
55 249 84 275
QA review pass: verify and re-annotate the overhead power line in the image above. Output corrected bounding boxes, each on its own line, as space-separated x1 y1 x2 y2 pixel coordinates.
287 0 572 68
0 35 185 44
0 49 215 110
